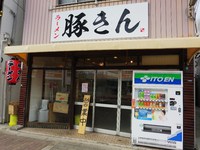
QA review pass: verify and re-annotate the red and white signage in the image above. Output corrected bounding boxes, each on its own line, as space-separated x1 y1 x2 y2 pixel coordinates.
6 58 21 85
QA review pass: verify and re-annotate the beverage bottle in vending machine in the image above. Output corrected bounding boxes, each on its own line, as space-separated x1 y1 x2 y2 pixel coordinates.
156 93 160 100
138 90 144 99
162 102 165 108
159 102 162 108
144 90 150 100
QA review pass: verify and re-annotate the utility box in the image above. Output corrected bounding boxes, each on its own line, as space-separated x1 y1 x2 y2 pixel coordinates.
8 102 18 115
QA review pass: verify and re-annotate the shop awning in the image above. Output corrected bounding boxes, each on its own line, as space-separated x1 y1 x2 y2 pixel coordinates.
4 37 200 64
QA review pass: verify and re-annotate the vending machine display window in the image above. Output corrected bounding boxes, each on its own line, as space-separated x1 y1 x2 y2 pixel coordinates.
134 88 168 122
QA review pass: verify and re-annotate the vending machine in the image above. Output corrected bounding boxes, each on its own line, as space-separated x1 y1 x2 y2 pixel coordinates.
131 71 183 150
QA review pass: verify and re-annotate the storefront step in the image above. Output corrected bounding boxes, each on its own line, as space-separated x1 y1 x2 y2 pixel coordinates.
27 122 70 129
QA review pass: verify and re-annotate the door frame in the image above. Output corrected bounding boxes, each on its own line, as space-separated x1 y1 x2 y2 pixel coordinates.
74 70 131 137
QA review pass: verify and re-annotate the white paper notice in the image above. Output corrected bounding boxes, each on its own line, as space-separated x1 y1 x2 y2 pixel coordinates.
82 83 88 93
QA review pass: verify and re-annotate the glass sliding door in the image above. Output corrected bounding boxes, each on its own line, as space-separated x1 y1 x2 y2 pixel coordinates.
74 70 132 136
119 70 132 136
74 70 95 129
94 70 118 134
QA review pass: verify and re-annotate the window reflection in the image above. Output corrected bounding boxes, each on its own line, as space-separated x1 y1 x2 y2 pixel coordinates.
94 107 117 130
105 56 137 66
76 57 104 67
121 71 132 106
29 70 43 122
120 109 131 133
44 70 71 101
32 57 71 68
96 70 118 105
29 69 71 124
75 71 94 102
74 105 93 127
77 55 137 68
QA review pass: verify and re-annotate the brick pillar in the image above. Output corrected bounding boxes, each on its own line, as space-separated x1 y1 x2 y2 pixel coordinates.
18 65 28 126
183 59 195 149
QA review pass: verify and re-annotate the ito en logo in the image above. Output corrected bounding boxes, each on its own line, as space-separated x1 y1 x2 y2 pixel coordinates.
139 74 175 83
140 75 150 82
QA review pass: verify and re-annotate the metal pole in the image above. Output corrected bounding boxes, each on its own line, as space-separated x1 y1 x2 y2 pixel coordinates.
0 40 7 123
2 72 7 123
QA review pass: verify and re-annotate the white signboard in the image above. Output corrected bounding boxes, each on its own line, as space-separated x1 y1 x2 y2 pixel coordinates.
51 2 148 42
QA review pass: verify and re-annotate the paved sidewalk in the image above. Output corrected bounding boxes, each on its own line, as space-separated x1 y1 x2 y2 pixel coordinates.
0 132 49 150
0 124 160 150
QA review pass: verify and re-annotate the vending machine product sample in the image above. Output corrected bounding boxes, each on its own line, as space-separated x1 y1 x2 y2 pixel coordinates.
131 71 183 150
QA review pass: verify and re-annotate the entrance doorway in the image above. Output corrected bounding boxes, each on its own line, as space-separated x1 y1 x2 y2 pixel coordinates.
74 70 132 137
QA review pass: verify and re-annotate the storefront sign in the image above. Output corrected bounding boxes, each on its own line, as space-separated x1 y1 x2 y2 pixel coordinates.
134 72 182 85
6 58 22 85
78 95 91 134
55 92 69 102
51 2 148 42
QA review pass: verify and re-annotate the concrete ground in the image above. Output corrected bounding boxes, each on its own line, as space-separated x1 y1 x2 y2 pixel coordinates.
0 124 160 150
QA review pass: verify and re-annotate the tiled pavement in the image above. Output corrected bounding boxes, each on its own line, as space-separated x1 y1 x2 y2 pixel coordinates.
0 132 49 150
20 128 132 148
2 106 200 150
0 124 160 150
0 108 199 149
